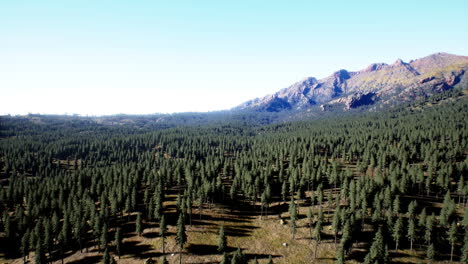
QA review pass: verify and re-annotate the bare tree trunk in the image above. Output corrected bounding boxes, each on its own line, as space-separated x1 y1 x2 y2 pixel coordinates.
450 244 454 262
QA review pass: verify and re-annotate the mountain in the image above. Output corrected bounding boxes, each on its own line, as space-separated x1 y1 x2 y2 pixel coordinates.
235 52 468 112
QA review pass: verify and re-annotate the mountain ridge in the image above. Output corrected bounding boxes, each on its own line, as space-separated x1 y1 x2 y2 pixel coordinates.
235 52 468 112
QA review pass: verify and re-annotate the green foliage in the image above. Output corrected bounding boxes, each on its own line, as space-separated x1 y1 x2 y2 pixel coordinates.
364 228 388 264
115 227 122 258
231 247 246 264
427 244 435 262
103 247 110 264
176 212 187 248
218 225 227 253
136 212 142 236
0 90 466 263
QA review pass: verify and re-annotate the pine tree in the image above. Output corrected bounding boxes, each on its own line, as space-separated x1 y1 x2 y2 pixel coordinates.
100 223 108 250
332 206 340 245
220 252 229 264
231 247 246 264
314 213 323 259
462 230 468 262
34 238 45 264
136 212 142 236
424 214 434 245
21 230 29 264
336 245 345 264
447 222 457 262
159 214 167 254
289 198 297 239
103 247 110 264
427 243 435 263
217 225 227 253
176 212 187 264
407 218 416 251
307 207 314 242
115 227 122 259
393 216 403 250
364 228 387 264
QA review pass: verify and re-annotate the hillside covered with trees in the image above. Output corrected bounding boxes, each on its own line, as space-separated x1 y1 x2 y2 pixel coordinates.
0 90 467 264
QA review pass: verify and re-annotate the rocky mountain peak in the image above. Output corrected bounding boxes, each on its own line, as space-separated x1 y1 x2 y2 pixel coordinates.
393 58 406 66
235 53 468 113
362 63 388 73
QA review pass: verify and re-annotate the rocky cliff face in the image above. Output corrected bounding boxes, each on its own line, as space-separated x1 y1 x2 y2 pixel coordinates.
235 53 468 112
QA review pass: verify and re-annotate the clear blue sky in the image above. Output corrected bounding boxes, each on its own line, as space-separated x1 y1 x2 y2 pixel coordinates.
1 0 467 115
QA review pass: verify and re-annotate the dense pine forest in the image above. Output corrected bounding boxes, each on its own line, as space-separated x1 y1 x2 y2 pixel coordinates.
0 90 467 264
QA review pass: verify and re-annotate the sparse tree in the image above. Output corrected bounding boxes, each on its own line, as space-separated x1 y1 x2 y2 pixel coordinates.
427 243 435 263
159 214 167 254
447 222 457 262
136 212 142 236
218 225 227 253
176 213 187 264
115 227 122 259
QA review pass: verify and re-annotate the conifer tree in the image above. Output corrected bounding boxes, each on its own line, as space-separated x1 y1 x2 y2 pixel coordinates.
103 247 110 264
427 243 435 263
35 238 45 264
407 218 416 251
100 223 108 250
307 207 314 242
364 228 387 264
447 222 457 262
462 230 468 262
393 216 403 250
136 212 142 236
220 252 229 264
176 212 187 264
218 225 227 253
314 213 323 259
159 214 167 254
336 245 345 264
115 227 122 259
289 198 297 239
21 230 29 264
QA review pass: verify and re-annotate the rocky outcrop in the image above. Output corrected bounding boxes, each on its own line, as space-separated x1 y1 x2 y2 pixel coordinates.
346 92 377 109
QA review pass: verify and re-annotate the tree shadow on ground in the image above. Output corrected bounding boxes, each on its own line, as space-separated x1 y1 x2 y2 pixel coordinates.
123 240 162 259
186 244 238 255
245 253 281 261
67 255 102 264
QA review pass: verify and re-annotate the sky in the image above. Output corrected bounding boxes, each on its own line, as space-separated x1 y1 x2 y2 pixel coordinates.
1 0 467 115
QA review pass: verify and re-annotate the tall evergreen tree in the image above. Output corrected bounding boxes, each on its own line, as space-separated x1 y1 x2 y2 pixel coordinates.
115 227 122 259
136 212 142 236
393 216 403 251
427 243 435 263
217 225 227 253
21 230 29 264
407 218 416 251
159 214 167 254
103 247 110 264
176 212 187 264
364 228 388 264
447 222 457 262
34 238 45 264
289 198 297 239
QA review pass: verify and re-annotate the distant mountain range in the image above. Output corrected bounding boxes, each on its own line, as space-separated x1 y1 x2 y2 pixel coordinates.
6 53 467 127
235 52 468 112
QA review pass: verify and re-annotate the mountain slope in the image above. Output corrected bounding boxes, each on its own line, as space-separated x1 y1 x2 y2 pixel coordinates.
235 52 468 112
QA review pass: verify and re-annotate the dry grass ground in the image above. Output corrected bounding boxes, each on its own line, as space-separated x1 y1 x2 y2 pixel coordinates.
3 192 339 264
